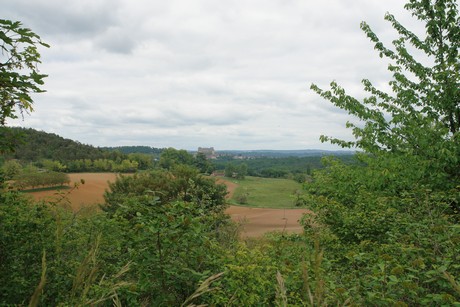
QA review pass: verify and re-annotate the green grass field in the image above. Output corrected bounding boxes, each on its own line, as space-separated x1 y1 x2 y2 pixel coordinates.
227 176 306 208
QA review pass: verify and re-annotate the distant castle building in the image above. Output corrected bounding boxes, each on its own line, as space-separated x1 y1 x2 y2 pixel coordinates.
197 147 217 159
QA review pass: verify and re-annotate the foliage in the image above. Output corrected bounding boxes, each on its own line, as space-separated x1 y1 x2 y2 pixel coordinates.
10 164 70 190
310 0 460 187
224 162 236 178
0 192 131 305
101 145 163 155
0 182 232 306
236 163 248 179
206 242 278 306
159 147 194 170
0 127 24 154
102 166 228 217
39 159 67 172
300 1 460 305
2 3 460 305
2 127 155 172
194 152 214 174
214 155 354 179
3 127 113 161
224 162 248 179
0 19 49 127
107 199 228 305
300 185 460 305
1 159 22 179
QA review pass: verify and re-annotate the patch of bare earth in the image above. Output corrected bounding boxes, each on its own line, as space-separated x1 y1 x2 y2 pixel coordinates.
216 177 311 238
28 173 120 212
226 206 310 238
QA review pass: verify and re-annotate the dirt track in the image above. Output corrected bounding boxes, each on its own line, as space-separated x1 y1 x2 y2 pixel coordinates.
29 173 309 237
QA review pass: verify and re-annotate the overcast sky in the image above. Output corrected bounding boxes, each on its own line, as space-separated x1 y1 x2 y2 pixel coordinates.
4 0 426 150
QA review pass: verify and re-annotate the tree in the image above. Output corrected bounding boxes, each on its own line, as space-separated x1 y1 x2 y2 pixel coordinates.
194 152 214 174
0 19 49 126
236 163 248 179
224 163 236 178
1 159 22 179
159 148 194 170
311 0 459 185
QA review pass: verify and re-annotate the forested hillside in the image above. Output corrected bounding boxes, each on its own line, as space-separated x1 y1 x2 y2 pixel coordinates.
1 127 160 172
3 127 110 162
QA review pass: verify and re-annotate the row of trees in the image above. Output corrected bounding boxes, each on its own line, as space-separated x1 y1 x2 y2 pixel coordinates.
13 170 70 190
3 162 70 190
215 155 356 180
65 158 140 173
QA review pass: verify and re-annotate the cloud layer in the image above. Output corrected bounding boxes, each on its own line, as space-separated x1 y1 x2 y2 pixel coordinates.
4 0 424 150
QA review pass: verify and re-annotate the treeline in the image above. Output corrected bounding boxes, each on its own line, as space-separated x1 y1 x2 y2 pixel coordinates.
3 161 70 190
101 145 163 155
13 170 70 190
218 149 354 158
214 155 355 180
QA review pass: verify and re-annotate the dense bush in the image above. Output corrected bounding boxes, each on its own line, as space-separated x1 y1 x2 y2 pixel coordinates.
300 153 460 304
102 166 228 217
0 176 234 306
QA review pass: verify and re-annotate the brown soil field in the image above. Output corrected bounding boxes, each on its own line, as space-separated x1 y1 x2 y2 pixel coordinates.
227 206 310 238
28 173 120 212
28 173 309 237
216 177 310 237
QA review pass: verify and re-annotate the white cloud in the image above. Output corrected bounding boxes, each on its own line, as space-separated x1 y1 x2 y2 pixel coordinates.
6 0 425 150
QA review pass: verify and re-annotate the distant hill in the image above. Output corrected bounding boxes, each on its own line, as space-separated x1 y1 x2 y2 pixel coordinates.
3 127 111 162
3 127 165 164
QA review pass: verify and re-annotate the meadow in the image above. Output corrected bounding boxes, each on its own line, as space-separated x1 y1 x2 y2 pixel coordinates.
227 176 307 208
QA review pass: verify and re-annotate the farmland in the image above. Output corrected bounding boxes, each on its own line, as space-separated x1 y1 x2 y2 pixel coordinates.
28 173 119 212
28 173 309 237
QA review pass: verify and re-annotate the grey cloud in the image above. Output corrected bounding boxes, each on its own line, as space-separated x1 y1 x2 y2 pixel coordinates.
3 0 120 39
95 26 138 54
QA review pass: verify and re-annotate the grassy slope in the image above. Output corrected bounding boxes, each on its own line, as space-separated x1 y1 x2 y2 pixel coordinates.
227 176 305 209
